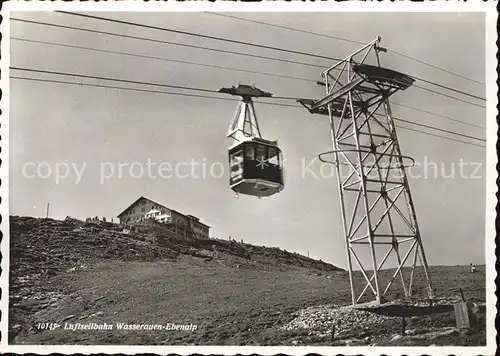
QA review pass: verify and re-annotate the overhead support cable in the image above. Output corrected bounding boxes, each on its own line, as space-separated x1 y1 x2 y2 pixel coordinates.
56 11 343 61
11 18 328 70
412 84 486 108
13 16 486 103
11 37 317 83
268 95 484 129
390 102 484 129
377 115 485 142
388 49 485 85
205 12 485 86
11 71 486 148
205 12 366 46
11 66 221 94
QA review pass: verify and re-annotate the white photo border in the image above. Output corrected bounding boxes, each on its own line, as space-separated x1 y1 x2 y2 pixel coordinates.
0 1 497 355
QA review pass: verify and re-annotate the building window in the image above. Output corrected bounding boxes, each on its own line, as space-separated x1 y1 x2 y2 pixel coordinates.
141 208 145 212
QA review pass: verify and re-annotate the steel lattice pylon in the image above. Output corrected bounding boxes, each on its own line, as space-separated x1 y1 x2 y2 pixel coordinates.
300 37 434 305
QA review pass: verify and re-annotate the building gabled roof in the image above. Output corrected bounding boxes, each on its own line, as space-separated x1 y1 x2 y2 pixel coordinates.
117 196 150 218
117 196 211 227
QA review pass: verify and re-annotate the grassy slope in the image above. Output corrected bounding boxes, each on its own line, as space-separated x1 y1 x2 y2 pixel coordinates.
12 259 485 345
13 258 349 345
9 216 486 345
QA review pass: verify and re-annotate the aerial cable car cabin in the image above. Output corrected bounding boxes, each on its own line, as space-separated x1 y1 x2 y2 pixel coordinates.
219 84 284 198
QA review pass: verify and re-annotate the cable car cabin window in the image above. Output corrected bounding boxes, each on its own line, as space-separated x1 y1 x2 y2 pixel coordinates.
245 146 255 160
229 150 244 185
255 145 267 161
267 147 279 166
230 150 244 165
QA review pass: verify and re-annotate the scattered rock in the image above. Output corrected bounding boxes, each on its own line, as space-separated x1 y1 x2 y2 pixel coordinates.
281 304 392 338
61 315 75 322
411 328 458 340
390 334 402 342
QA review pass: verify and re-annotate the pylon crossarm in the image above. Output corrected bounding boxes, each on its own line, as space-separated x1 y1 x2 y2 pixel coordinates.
312 77 366 110
321 37 380 77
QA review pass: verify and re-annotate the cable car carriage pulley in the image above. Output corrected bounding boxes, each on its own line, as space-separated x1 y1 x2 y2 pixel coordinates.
219 84 284 198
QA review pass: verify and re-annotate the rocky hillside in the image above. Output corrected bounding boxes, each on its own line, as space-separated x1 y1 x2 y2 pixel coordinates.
7 216 486 346
9 215 343 288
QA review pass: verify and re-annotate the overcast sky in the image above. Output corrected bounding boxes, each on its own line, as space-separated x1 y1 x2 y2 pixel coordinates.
9 11 486 268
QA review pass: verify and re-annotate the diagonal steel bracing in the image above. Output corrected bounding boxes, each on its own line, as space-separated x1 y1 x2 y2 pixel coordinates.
311 37 434 305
